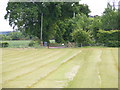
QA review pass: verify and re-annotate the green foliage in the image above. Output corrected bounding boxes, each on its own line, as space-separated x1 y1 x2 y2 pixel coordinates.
62 19 76 42
8 32 24 40
29 40 40 47
70 13 94 46
28 41 36 47
5 2 90 42
54 13 93 44
0 42 9 47
72 29 92 46
97 30 120 47
0 34 12 40
101 3 119 30
118 9 120 29
4 2 119 47
54 19 76 43
53 20 66 43
73 13 92 31
0 32 31 40
90 16 102 41
72 3 91 16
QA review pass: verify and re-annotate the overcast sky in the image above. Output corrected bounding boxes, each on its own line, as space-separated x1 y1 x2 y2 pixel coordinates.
0 0 119 31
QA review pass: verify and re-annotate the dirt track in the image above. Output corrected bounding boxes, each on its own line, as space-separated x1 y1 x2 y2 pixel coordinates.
0 48 118 88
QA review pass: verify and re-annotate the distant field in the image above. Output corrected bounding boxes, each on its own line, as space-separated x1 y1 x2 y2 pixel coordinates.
1 40 31 48
1 48 118 88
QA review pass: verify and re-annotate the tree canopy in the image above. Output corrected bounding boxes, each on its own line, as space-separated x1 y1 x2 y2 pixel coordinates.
4 2 119 47
5 2 90 42
101 3 119 30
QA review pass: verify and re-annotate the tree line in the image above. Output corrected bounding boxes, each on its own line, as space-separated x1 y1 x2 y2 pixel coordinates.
0 31 31 40
4 2 120 47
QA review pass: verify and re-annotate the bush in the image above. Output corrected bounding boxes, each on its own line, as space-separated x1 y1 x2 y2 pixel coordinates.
72 29 92 47
28 41 40 47
0 42 9 47
97 30 120 47
29 41 36 47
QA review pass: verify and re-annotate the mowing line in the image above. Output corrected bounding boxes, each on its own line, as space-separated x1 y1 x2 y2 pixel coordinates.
3 48 32 57
3 49 58 64
66 49 102 88
97 49 102 88
3 49 79 85
3 49 50 62
27 50 81 88
110 49 118 71
3 50 65 74
3 50 61 72
99 49 118 88
3 50 81 87
2 50 65 82
2 48 118 88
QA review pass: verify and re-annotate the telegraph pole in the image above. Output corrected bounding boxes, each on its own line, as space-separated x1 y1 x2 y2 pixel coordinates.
41 13 43 41
112 0 115 8
40 13 43 45
73 12 75 18
118 1 120 11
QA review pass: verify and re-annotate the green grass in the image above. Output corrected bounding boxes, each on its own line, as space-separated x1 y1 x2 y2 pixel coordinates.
1 48 118 88
1 40 31 48
80 46 119 48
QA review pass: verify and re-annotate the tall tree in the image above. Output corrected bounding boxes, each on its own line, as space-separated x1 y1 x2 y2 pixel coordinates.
53 19 76 43
91 16 102 41
73 13 92 31
71 13 93 46
101 3 119 30
5 2 90 42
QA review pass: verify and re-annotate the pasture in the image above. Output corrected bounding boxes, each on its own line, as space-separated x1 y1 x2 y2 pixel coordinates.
0 48 118 88
1 40 31 48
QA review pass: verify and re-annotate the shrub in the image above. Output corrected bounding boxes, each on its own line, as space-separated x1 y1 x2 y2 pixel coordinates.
0 42 9 47
72 29 92 46
97 30 120 47
28 41 40 47
29 41 35 47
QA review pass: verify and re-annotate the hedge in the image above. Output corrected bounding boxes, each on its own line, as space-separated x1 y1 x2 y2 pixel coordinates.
97 30 120 47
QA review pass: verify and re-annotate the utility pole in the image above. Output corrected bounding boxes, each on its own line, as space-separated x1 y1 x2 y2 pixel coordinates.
73 12 75 18
119 1 120 10
40 13 43 45
41 13 43 41
112 0 115 8
112 0 120 9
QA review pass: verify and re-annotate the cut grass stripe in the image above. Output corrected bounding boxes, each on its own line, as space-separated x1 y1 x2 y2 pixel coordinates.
66 49 102 88
3 50 67 75
3 49 62 67
27 50 82 88
3 50 81 88
31 50 85 88
3 49 49 62
99 49 118 88
2 48 118 88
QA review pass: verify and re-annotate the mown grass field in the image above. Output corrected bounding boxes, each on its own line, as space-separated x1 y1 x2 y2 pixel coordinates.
0 48 118 88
